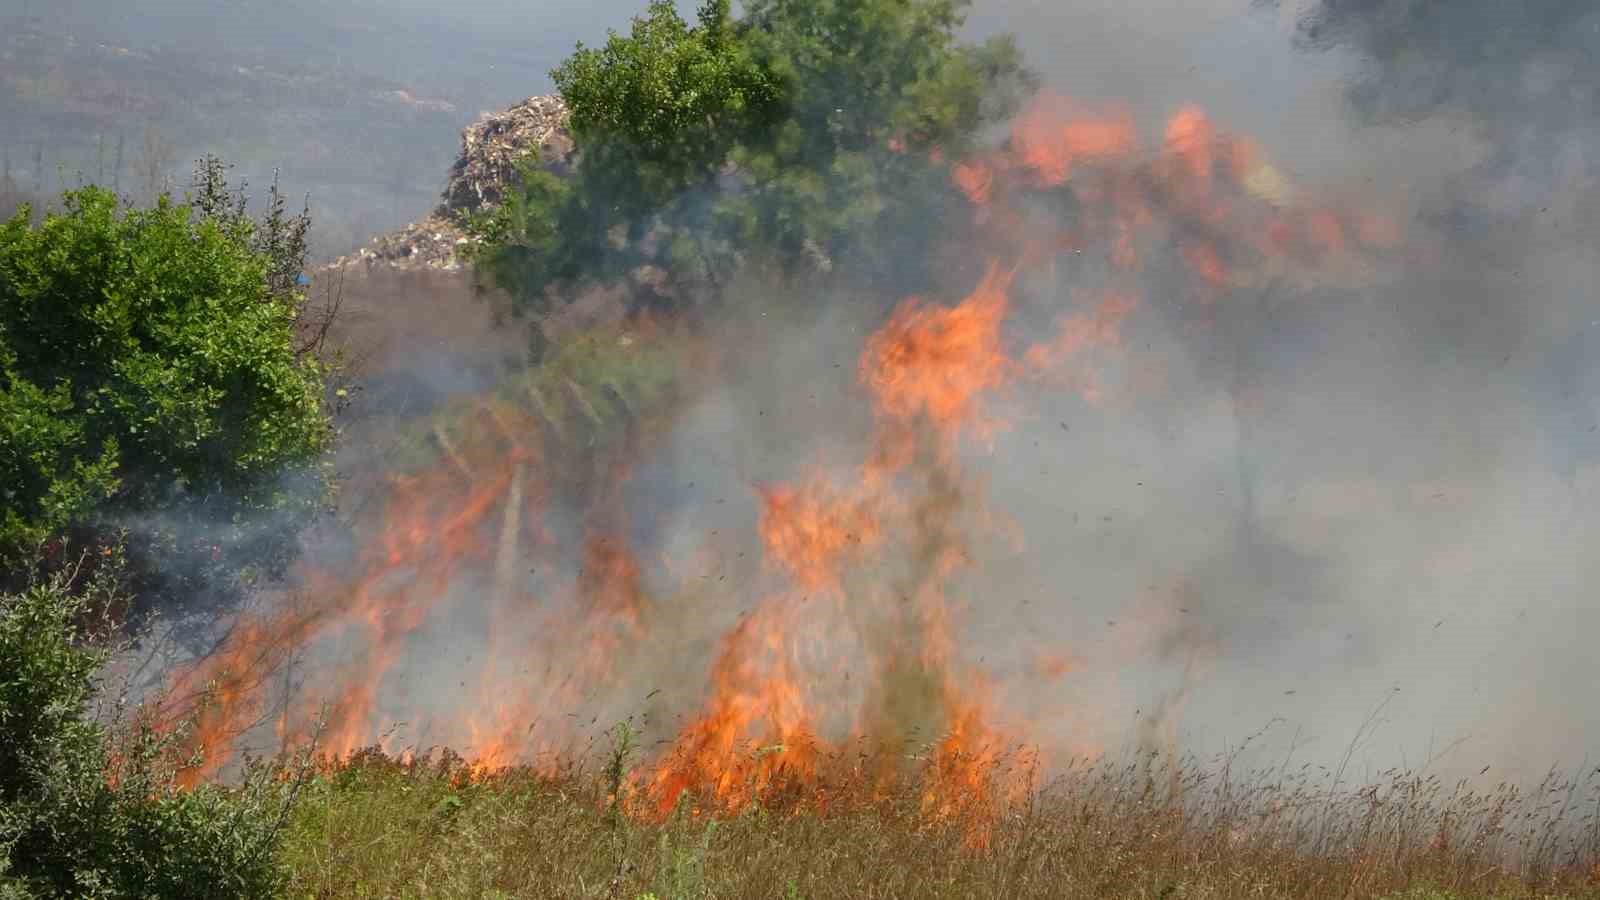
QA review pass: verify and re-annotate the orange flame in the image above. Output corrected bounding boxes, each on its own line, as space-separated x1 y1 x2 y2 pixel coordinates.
1012 93 1136 185
648 600 821 816
1164 105 1218 182
861 264 1015 441
758 477 882 593
952 160 996 206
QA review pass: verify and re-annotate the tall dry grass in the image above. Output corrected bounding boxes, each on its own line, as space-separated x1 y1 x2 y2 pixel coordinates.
274 735 1600 899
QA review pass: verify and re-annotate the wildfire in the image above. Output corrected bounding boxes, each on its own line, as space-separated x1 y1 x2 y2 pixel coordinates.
757 477 883 594
645 254 1106 844
862 264 1015 443
1023 290 1138 404
954 92 1400 287
646 601 823 816
149 89 1399 849
952 161 995 207
1011 93 1137 186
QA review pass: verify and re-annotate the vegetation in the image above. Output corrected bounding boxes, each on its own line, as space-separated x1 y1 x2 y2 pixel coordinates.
271 746 1600 899
5 576 1596 900
468 0 1031 314
0 166 333 627
0 563 300 899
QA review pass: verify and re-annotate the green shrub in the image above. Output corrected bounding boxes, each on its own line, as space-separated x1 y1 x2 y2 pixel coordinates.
0 176 333 628
0 564 294 898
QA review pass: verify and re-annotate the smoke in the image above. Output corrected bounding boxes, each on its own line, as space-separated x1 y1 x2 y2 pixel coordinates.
136 0 1600 796
939 0 1600 777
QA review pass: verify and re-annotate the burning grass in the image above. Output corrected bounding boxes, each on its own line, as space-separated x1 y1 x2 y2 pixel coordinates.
133 93 1592 899
275 742 1600 899
147 94 1411 798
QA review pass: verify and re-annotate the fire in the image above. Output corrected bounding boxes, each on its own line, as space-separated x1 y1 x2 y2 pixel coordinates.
646 255 1094 841
163 600 328 787
712 87 1395 824
1011 93 1136 185
1306 210 1347 254
861 264 1015 441
155 398 547 777
920 685 1013 849
147 88 1400 849
1181 241 1231 289
1164 105 1218 182
952 160 995 206
758 477 882 593
954 92 1401 295
1024 291 1138 375
646 601 821 816
1034 651 1079 680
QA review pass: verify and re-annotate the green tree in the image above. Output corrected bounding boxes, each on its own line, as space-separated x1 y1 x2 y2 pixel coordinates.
469 0 1031 317
0 181 332 627
556 0 783 208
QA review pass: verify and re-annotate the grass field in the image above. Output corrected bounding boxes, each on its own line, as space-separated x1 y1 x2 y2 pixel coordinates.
266 740 1600 899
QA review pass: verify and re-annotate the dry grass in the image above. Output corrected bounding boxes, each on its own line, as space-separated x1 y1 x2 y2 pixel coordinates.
273 740 1600 900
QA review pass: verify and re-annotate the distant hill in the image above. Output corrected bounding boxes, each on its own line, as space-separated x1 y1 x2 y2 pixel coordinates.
0 1 604 259
11 0 571 107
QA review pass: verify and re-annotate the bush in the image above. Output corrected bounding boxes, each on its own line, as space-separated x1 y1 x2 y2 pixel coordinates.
0 175 333 630
0 562 294 898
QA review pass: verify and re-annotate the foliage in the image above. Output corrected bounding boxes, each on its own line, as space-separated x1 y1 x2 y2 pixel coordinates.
555 0 783 209
469 0 1032 315
188 156 313 311
378 320 693 503
0 564 294 899
0 178 332 627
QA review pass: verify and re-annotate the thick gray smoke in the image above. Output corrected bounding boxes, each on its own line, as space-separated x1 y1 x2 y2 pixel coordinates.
931 0 1600 779
530 0 1600 782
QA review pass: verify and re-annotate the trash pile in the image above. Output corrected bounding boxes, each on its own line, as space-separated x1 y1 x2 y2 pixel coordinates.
437 94 574 221
327 95 573 274
330 218 476 273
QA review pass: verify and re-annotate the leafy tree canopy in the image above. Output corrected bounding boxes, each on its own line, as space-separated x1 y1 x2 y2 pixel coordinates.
469 0 1031 317
0 178 332 623
556 0 783 203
